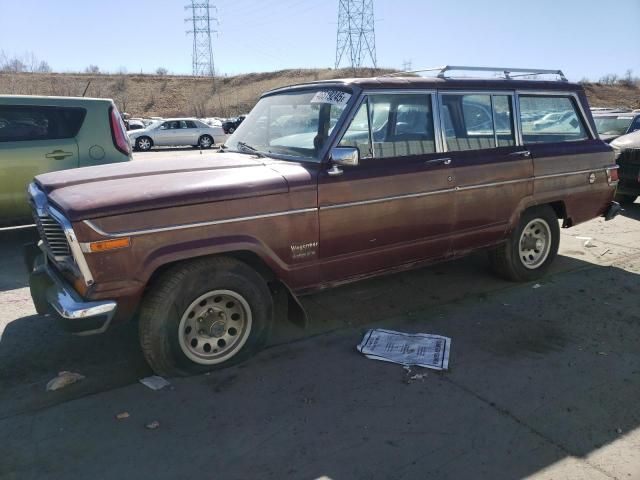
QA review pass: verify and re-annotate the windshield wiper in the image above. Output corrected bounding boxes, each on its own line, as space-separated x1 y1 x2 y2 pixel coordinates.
236 142 265 157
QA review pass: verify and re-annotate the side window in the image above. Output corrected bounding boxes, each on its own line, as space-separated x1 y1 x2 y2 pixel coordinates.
0 106 85 143
440 94 515 151
339 94 436 159
632 116 640 132
519 95 589 144
370 94 435 158
160 122 170 130
338 100 372 158
185 121 197 129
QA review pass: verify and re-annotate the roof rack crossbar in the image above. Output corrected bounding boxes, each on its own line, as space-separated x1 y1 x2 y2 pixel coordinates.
383 65 568 82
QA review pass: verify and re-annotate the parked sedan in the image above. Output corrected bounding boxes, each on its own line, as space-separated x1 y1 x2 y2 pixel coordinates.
129 118 225 151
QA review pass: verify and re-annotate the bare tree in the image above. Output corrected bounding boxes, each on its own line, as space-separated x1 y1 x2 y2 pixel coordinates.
85 65 100 74
156 67 168 76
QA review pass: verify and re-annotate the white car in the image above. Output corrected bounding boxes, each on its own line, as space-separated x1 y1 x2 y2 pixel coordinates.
128 118 225 151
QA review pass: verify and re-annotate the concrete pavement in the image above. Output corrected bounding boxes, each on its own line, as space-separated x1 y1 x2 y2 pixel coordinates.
1 202 639 480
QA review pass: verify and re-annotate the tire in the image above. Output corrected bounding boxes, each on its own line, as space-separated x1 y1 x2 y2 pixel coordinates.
198 135 214 149
135 136 153 151
488 205 560 282
228 127 235 134
139 256 273 377
614 193 637 205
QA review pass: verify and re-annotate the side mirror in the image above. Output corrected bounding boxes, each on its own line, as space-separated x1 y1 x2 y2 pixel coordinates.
332 147 359 166
327 147 359 177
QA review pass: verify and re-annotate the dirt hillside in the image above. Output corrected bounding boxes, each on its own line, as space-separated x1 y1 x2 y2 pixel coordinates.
0 69 637 118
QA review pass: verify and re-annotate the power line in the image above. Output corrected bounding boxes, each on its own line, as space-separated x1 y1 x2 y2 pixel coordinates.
335 0 377 70
185 1 217 77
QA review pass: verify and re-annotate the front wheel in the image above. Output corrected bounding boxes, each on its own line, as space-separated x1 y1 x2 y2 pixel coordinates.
488 206 560 282
138 257 273 376
198 135 214 149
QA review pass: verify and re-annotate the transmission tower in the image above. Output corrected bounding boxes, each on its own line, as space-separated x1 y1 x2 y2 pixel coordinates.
185 1 217 77
334 0 377 70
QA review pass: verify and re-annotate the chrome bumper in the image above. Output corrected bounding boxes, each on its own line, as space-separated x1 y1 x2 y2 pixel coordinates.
28 252 117 336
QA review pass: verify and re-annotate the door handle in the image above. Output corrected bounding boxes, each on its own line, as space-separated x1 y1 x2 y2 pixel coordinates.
425 157 452 166
509 150 531 158
45 150 73 160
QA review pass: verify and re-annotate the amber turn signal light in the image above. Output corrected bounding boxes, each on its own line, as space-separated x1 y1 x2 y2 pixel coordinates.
88 237 131 252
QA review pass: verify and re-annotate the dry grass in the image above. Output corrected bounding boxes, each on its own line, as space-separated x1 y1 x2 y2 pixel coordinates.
1 69 637 117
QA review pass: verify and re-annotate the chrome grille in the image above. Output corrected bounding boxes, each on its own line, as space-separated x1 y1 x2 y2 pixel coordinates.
33 210 72 259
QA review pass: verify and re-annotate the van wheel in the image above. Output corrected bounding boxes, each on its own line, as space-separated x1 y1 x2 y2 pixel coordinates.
614 193 637 205
136 136 153 151
488 206 560 282
139 257 273 377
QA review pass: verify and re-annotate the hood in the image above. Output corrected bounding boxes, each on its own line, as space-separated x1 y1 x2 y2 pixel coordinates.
35 152 293 221
611 129 640 150
599 134 620 143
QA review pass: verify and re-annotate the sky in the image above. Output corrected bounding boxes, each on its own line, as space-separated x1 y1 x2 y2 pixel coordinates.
0 0 638 81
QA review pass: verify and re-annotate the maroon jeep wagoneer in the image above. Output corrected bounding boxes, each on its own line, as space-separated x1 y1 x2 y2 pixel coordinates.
27 66 620 376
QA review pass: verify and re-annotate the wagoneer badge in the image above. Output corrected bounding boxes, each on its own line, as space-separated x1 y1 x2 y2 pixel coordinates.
290 242 318 260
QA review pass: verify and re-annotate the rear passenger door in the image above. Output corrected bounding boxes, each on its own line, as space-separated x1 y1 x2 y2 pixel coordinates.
0 105 82 222
438 92 532 250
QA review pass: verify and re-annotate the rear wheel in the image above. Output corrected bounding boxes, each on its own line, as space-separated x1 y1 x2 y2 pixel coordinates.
488 206 560 282
139 257 273 377
198 135 214 149
614 193 637 205
135 136 153 151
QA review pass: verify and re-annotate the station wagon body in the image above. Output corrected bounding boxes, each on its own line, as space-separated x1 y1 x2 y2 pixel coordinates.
26 68 620 375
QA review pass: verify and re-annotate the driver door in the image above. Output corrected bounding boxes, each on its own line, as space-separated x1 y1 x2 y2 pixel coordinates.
318 92 456 283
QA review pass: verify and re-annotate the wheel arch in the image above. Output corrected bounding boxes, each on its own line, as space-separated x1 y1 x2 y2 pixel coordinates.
143 243 308 328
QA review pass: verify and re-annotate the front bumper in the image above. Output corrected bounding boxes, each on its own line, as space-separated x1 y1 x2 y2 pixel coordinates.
28 250 117 336
603 201 621 221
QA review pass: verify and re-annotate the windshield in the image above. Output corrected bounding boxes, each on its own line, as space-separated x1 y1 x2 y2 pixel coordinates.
224 88 353 161
594 116 633 135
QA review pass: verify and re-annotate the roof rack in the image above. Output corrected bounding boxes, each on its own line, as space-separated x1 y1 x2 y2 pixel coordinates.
383 65 568 82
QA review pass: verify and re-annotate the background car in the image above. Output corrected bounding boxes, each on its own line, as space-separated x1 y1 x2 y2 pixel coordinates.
128 118 225 151
610 130 640 204
593 111 640 143
0 95 131 226
222 115 246 134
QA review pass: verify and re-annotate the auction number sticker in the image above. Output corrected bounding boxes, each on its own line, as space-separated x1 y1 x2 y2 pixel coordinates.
310 90 351 106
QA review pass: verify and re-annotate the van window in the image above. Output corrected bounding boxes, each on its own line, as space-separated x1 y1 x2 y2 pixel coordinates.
339 93 436 159
339 100 372 158
519 96 589 143
0 106 86 143
440 94 515 151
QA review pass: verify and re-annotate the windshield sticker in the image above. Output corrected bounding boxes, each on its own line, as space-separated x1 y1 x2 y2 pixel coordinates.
310 90 351 106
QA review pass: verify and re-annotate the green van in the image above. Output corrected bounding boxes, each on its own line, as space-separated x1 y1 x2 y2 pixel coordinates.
0 95 131 226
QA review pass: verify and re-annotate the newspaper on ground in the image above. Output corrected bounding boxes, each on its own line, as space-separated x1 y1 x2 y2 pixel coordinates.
357 329 451 371
139 375 171 391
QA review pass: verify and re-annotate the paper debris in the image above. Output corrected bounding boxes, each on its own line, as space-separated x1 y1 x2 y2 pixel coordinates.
46 371 85 391
116 412 130 420
357 329 451 371
145 420 160 430
139 375 171 391
532 283 542 289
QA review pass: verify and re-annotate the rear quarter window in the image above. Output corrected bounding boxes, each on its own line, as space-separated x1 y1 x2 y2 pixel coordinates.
519 95 589 144
0 105 86 143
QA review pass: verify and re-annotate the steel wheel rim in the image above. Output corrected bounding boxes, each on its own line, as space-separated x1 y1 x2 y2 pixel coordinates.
138 138 151 150
178 290 252 365
519 218 552 269
200 136 212 147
